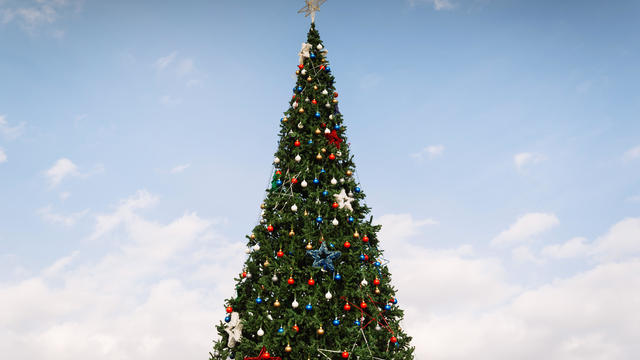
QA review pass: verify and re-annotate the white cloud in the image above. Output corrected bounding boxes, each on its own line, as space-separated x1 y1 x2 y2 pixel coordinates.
542 237 590 259
512 245 544 264
0 190 242 360
0 114 25 139
410 144 445 160
37 205 89 227
0 147 6 163
44 158 78 187
623 145 640 161
492 212 559 247
0 0 81 33
170 163 190 174
176 58 195 77
514 152 546 170
591 217 640 261
153 52 177 70
59 192 71 201
409 0 455 10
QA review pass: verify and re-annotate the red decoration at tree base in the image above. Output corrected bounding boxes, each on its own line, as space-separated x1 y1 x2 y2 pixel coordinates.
244 346 282 360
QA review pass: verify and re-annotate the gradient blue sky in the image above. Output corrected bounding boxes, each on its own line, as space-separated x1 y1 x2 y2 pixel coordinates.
1 1 640 359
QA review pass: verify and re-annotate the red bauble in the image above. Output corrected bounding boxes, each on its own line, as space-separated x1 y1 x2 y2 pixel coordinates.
293 325 299 332
312 99 317 105
294 140 301 147
291 178 298 184
298 64 304 70
341 351 349 358
374 278 381 286
333 92 339 98
226 306 233 313
360 301 367 309
329 153 336 160
292 94 296 99
308 278 315 286
263 352 270 358
242 272 247 278
332 202 339 209
321 122 326 128
277 250 284 258
267 225 274 232
362 235 369 243
343 241 351 249
319 65 325 70
287 277 295 285
343 303 351 311
390 336 398 343
275 170 282 175
364 254 369 261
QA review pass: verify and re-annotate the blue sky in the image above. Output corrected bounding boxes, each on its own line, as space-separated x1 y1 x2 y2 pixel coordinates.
1 0 640 359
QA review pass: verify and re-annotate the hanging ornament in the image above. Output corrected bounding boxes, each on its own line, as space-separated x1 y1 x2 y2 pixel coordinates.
291 177 298 184
285 344 292 353
312 99 317 104
299 107 305 113
302 69 307 75
325 291 333 300
375 287 381 295
333 318 341 326
317 44 323 50
308 277 315 286
322 89 329 95
277 249 284 258
263 259 270 266
297 122 304 129
250 233 256 240
223 312 243 348
294 139 301 147
353 230 360 238
293 324 299 332
325 102 331 108
274 157 280 164
334 273 342 280
341 351 349 358
257 328 264 337
288 277 295 285
332 202 339 209
332 218 339 226
316 153 323 160
343 241 351 248
278 326 285 334
313 85 318 90
305 303 313 311
324 128 331 134
361 279 368 286
343 303 351 311
291 204 298 212
362 235 369 243
317 326 325 335
390 336 398 344
272 274 278 282
301 180 308 187
360 301 367 309
246 272 252 278
329 153 336 160
375 324 382 331
374 278 381 286
292 299 299 308
274 299 281 307
315 128 321 135
330 177 338 185
306 242 313 250
226 306 233 313
307 76 313 82
346 169 353 176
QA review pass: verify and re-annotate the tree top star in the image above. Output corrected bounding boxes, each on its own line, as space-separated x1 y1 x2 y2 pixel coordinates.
298 0 327 23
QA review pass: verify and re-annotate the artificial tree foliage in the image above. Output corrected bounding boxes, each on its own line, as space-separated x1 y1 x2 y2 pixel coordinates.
210 23 415 360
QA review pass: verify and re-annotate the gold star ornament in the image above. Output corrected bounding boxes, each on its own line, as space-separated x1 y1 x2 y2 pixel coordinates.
298 0 327 23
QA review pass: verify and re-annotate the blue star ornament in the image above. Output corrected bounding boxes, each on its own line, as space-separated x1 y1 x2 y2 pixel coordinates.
307 241 341 272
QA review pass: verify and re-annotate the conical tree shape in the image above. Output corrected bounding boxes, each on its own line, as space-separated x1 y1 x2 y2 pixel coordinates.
210 23 415 360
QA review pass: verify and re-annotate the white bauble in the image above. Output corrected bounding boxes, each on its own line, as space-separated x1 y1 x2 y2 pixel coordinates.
292 299 299 308
257 328 264 336
274 157 280 164
375 325 382 331
317 44 323 50
302 69 307 75
298 122 304 129
330 178 338 185
325 103 331 108
361 279 368 286
291 204 298 212
292 101 298 108
348 191 354 197
332 218 339 226
305 97 310 102
324 128 331 134
246 272 252 278
253 244 260 251
322 89 328 95
295 155 302 162
325 291 333 300
301 180 308 188
340 178 345 183
328 114 334 120
267 314 273 320
272 275 278 282
336 151 342 157
245 248 251 254
260 218 266 224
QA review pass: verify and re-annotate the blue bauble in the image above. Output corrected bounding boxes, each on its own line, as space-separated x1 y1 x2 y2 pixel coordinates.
393 298 398 304
297 86 303 92
229 353 235 359
354 320 361 326
332 319 341 326
329 243 335 248
374 261 381 267
278 327 284 334
316 216 323 223
334 273 342 280
255 297 263 304
315 111 321 118
359 254 366 261
384 304 392 311
292 87 297 93
310 53 316 59
322 190 329 196
276 179 283 186
354 187 361 193
308 139 313 144
334 125 340 130
348 216 355 223
320 168 326 174
305 304 313 311
313 178 320 184
326 66 331 72
224 316 231 323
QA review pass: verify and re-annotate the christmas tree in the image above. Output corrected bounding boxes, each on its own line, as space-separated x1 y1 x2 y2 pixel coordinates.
210 3 415 360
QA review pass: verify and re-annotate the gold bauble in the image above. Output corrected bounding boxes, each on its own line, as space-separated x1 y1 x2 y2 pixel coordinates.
353 231 360 238
307 76 312 82
260 203 266 209
298 108 305 114
332 99 338 104
375 287 381 295
321 58 327 63
282 116 288 122
313 85 319 90
264 259 270 267
306 242 313 250
285 344 292 352
317 327 325 335
316 153 323 160
289 229 295 237
315 128 321 135
321 148 326 153
346 170 353 176
250 233 256 240
304 210 309 216
296 70 300 75
274 299 281 307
